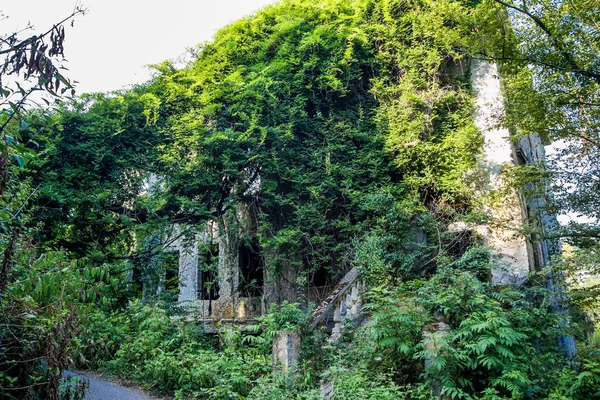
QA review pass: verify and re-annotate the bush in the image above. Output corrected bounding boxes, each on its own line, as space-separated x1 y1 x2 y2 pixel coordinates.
76 300 269 398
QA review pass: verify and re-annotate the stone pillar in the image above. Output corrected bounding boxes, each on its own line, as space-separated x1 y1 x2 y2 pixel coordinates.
177 241 199 302
163 225 202 303
217 215 240 300
423 318 451 399
471 59 531 284
272 331 301 374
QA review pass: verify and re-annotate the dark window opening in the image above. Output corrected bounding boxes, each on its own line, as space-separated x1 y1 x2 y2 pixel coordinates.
199 244 219 300
446 230 473 258
303 258 334 305
310 265 331 287
515 148 527 166
303 254 332 287
239 239 263 297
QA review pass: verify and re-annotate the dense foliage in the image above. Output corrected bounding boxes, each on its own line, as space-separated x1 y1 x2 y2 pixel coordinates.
31 0 486 279
1 0 599 399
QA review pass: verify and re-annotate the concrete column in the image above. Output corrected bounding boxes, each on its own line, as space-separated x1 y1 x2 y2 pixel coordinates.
471 59 530 284
217 215 240 300
471 60 576 358
422 319 451 398
177 242 199 302
272 331 301 374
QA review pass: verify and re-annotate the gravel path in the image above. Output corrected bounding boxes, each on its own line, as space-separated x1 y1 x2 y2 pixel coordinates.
63 370 166 400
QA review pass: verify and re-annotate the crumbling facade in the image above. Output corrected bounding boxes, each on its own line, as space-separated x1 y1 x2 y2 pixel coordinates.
470 59 532 284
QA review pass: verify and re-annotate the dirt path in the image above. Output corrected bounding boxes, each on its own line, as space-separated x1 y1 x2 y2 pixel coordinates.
63 370 167 400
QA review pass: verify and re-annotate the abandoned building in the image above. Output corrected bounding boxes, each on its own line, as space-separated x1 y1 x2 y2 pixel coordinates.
141 60 559 335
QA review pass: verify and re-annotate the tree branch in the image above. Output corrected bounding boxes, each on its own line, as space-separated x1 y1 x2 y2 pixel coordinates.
0 7 86 56
492 0 600 83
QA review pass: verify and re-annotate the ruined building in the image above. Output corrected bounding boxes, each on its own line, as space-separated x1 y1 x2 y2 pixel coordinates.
146 59 560 332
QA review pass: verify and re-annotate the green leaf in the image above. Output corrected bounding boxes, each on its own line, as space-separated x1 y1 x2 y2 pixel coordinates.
14 154 25 167
8 101 19 115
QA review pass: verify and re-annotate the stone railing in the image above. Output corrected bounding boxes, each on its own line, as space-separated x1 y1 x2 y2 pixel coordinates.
310 267 365 341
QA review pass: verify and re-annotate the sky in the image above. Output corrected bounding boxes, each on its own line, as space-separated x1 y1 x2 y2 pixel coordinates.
1 0 275 94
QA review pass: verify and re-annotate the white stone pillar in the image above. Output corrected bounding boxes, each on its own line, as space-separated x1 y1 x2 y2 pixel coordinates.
471 59 530 284
177 242 199 302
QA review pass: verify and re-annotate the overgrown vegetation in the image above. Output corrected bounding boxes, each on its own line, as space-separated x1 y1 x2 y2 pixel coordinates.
1 0 599 399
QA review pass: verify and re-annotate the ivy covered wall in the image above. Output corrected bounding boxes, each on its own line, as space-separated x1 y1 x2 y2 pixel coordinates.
34 0 490 297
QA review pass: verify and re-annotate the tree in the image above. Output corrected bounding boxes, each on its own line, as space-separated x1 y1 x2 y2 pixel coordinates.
0 4 85 193
0 3 86 289
0 6 89 399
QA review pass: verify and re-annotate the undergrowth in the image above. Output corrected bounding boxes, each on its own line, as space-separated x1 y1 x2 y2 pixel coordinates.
71 250 600 399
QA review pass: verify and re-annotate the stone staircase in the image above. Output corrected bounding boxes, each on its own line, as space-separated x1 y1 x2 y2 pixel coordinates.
311 267 366 399
310 267 365 341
